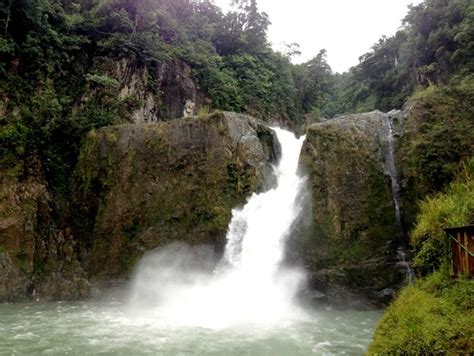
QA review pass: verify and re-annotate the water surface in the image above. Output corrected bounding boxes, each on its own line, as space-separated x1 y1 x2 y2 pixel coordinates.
0 128 382 355
0 302 380 355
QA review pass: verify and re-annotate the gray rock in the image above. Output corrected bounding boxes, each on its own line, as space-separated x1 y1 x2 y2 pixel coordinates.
72 112 280 281
295 110 407 307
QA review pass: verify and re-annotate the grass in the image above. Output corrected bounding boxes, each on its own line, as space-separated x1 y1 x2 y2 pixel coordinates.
411 158 474 274
369 158 474 354
368 272 474 354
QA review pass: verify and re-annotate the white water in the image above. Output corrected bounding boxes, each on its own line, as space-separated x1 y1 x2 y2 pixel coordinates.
383 115 402 237
127 128 308 329
383 116 415 284
0 128 383 354
397 247 415 285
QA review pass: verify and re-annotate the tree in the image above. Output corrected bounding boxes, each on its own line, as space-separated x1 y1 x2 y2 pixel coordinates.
294 49 335 117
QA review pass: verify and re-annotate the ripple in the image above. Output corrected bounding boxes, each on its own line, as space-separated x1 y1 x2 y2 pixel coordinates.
0 302 381 355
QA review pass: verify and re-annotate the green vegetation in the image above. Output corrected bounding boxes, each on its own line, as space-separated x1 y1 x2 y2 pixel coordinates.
369 159 474 353
0 0 473 332
332 0 474 114
1 0 473 195
397 78 474 231
369 272 474 354
0 0 302 194
411 158 473 275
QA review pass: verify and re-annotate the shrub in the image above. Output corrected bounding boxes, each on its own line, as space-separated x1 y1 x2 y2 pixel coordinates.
368 272 474 354
411 158 474 275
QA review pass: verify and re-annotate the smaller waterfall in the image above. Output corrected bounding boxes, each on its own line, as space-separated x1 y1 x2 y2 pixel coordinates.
383 115 414 284
396 247 414 284
383 115 403 237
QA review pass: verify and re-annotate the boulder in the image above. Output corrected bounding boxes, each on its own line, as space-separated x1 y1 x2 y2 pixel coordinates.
72 112 280 279
297 110 407 307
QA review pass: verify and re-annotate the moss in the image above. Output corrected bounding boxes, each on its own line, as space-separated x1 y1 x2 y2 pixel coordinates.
300 117 397 270
13 251 30 273
368 272 474 354
399 80 474 228
71 115 275 278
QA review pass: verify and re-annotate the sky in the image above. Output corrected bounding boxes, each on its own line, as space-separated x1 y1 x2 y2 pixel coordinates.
213 0 424 73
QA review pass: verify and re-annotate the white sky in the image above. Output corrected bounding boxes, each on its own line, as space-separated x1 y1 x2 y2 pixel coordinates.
213 0 424 73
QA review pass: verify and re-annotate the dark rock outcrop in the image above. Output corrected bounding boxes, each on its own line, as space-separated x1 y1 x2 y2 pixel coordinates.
114 58 208 123
0 158 89 302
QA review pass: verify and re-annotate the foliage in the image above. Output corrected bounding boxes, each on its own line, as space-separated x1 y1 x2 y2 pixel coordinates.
331 0 474 115
410 158 474 275
398 78 474 229
0 0 297 192
0 0 473 193
368 272 474 354
293 49 335 118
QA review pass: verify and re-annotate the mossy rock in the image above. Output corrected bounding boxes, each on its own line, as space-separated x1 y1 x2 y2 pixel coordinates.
72 112 279 278
296 111 405 306
397 83 474 229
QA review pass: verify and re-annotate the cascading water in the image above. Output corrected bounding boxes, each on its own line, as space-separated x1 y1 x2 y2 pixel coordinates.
383 115 402 237
383 115 414 284
127 128 308 328
0 128 383 355
396 247 414 284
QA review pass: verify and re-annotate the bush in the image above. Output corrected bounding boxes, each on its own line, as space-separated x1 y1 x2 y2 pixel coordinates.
368 272 474 354
411 158 474 275
369 159 474 354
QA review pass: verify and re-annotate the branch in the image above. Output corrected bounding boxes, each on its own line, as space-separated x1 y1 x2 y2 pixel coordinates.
4 0 11 35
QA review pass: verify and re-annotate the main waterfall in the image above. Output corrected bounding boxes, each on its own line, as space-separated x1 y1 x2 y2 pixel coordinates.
127 128 307 328
0 128 381 355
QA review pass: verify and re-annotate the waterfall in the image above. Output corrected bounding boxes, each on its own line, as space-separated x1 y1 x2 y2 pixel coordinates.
396 248 414 284
383 115 414 284
127 128 307 328
383 115 402 237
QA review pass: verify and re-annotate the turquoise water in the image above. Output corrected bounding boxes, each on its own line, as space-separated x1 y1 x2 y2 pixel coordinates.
0 301 381 355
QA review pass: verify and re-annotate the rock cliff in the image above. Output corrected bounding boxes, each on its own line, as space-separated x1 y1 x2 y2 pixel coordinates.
113 58 208 123
73 112 279 280
296 86 474 307
0 112 279 301
297 110 406 307
0 157 88 302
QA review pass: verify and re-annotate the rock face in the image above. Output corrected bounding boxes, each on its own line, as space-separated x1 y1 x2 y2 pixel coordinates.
0 112 278 301
115 58 207 123
0 158 89 302
72 112 279 279
296 88 474 308
297 110 407 307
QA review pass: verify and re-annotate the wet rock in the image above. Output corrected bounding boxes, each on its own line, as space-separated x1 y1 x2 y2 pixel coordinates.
72 112 279 279
0 161 88 302
296 110 407 307
0 251 29 301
